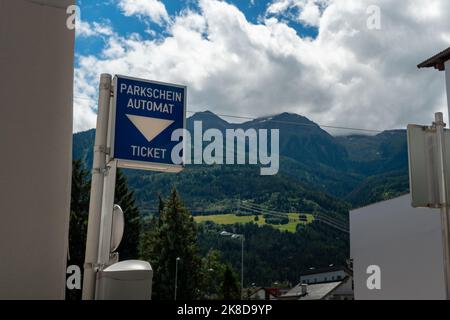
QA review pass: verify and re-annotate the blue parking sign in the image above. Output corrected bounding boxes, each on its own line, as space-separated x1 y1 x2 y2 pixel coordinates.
111 75 186 172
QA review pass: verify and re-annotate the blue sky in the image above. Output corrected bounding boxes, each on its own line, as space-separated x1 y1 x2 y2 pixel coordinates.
75 0 318 60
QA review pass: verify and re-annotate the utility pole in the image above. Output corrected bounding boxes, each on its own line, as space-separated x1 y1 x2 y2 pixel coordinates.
240 235 244 299
82 74 112 300
435 113 450 299
237 196 240 215
446 59 450 118
417 48 450 299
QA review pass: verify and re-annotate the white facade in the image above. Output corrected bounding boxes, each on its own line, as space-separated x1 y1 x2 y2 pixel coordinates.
0 0 74 299
350 194 446 300
300 270 347 284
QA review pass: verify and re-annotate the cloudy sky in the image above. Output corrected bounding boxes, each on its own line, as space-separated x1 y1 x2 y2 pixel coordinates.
74 0 450 134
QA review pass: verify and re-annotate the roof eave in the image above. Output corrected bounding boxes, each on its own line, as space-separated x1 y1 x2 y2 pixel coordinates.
417 47 450 71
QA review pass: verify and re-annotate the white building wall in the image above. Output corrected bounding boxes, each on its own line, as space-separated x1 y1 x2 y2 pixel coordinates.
350 194 446 300
300 270 347 284
0 0 74 299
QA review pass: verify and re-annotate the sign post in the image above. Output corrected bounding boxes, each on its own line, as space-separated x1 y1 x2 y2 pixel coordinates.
434 113 450 299
82 74 113 300
82 74 186 300
413 48 450 299
407 113 450 299
446 60 450 119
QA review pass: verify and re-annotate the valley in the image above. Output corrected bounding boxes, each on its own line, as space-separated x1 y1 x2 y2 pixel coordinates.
72 110 409 286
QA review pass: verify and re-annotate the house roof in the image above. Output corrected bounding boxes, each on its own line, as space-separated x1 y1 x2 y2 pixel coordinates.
248 287 282 298
280 281 343 300
417 47 450 71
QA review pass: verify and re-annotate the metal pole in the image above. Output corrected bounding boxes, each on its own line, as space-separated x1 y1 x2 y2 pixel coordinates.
446 61 450 123
435 112 450 300
98 85 118 270
175 257 180 300
237 196 240 214
82 74 112 300
241 236 244 300
97 160 118 268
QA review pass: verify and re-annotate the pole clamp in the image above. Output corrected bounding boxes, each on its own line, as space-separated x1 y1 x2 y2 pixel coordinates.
92 166 109 175
433 121 447 128
94 145 108 154
93 145 111 155
84 262 102 272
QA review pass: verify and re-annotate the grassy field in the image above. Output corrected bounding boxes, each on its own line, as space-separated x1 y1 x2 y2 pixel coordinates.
194 213 314 233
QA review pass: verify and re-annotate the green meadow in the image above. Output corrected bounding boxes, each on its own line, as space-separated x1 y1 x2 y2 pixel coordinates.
194 213 314 233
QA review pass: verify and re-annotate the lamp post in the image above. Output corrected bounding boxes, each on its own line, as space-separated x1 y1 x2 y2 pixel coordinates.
220 231 245 298
175 257 180 300
207 268 214 299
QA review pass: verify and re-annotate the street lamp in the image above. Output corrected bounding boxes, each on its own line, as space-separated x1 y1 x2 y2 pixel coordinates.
175 257 181 300
220 231 244 298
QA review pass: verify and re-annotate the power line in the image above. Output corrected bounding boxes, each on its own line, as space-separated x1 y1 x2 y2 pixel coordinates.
241 202 299 216
314 212 348 227
314 217 349 233
241 204 349 234
314 214 348 229
314 214 349 233
73 95 384 134
240 204 290 219
241 201 349 231
162 198 350 233
186 110 383 133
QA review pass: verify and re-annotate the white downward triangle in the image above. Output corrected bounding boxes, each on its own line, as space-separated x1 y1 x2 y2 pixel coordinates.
126 114 174 143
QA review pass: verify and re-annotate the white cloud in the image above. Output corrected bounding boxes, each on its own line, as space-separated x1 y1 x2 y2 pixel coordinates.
76 20 114 38
118 0 170 26
73 57 100 132
267 0 330 27
74 0 450 134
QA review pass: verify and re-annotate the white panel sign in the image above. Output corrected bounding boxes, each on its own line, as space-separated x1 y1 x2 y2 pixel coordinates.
407 125 450 208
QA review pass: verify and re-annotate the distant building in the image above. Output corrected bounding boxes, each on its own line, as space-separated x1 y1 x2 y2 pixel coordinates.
247 287 285 300
276 266 354 300
299 265 351 285
279 276 353 300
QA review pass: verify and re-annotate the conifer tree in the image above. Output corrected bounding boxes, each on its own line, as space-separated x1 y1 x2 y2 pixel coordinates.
114 169 141 260
199 250 226 300
220 264 241 300
67 160 90 300
143 189 202 300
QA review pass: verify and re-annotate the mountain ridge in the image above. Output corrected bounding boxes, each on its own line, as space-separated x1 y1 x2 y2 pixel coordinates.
73 111 409 213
